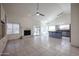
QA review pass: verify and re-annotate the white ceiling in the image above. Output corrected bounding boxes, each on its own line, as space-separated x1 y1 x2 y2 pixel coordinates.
3 3 71 23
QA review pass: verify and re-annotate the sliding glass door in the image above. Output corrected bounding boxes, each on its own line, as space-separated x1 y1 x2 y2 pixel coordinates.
33 26 40 36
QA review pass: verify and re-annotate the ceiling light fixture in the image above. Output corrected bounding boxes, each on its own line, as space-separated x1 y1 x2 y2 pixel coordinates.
33 3 45 16
36 12 40 16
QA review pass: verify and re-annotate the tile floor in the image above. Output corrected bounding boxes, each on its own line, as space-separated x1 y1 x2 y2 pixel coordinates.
2 35 79 56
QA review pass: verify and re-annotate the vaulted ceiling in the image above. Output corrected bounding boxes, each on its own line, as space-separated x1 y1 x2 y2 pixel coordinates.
3 3 71 24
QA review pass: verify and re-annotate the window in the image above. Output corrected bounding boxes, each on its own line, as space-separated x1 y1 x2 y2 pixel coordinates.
7 23 13 34
7 23 20 34
48 26 56 31
13 24 19 34
59 24 70 30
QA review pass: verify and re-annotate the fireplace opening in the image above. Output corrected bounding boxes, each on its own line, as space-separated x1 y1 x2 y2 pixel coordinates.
24 30 31 36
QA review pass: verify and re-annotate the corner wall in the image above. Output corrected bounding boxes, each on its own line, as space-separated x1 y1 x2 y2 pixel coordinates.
71 4 79 47
0 4 2 39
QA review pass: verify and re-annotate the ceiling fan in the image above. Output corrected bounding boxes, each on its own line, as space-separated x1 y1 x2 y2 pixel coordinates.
34 3 45 16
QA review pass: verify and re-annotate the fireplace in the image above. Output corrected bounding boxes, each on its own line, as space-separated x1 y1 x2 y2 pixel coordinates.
24 30 31 36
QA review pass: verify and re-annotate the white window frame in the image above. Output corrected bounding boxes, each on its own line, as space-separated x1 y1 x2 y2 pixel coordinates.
59 24 70 30
7 23 20 34
48 26 56 31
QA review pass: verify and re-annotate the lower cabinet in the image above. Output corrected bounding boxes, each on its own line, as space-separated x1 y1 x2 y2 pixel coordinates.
49 30 70 39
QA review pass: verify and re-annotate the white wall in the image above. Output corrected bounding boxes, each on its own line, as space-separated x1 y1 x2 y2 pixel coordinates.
20 18 41 36
6 15 41 39
3 3 71 39
47 13 71 26
6 12 71 39
71 4 79 47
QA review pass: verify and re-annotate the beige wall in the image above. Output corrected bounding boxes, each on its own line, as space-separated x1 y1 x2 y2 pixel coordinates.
71 4 79 47
0 4 6 39
0 36 8 56
1 4 5 22
0 22 2 39
0 4 2 39
0 4 8 56
1 4 22 40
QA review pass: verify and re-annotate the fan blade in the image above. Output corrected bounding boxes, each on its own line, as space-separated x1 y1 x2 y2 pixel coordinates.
39 13 45 16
